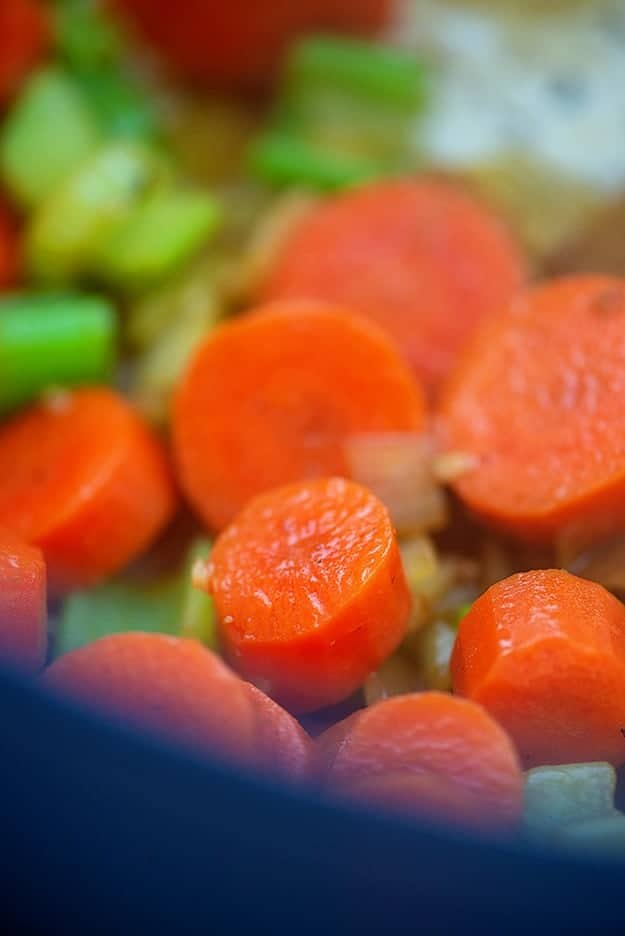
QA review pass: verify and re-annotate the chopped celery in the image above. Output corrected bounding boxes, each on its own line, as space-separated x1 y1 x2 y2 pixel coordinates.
248 133 380 191
453 603 472 627
523 763 617 837
94 189 221 289
0 292 116 414
55 577 182 658
558 813 625 854
54 0 121 70
0 68 100 207
77 70 159 142
179 539 217 649
26 141 169 283
286 36 429 111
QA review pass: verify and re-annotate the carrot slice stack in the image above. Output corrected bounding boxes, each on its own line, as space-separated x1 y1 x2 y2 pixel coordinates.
172 302 426 531
41 632 313 778
0 527 46 672
0 387 176 592
439 275 625 551
203 477 411 712
317 692 523 829
451 569 625 767
262 179 526 393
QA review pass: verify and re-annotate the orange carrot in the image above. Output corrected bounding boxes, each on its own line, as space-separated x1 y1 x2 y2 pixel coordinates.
41 632 314 777
0 200 20 289
203 476 411 713
0 0 49 105
0 526 46 672
439 276 625 551
0 387 176 592
262 179 526 394
317 692 523 829
172 302 426 531
109 0 390 88
451 569 625 767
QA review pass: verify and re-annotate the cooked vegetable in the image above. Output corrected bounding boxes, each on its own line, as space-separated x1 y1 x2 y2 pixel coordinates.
0 202 20 289
523 763 617 838
0 292 116 414
26 140 167 283
0 527 46 672
440 276 625 551
94 188 220 289
180 538 216 648
0 387 176 592
317 692 524 829
203 477 411 712
173 302 426 531
1 68 100 208
262 179 526 393
452 570 625 767
41 632 313 778
55 575 182 657
54 0 121 70
108 0 391 88
0 0 49 105
248 133 380 191
76 69 158 142
558 814 625 853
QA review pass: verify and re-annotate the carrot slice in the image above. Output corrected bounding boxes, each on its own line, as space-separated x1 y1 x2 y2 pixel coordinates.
172 302 426 531
109 0 390 88
451 569 625 768
0 387 176 592
204 477 411 713
0 526 46 672
0 0 49 105
0 200 20 289
40 632 314 777
317 691 523 829
439 275 625 550
262 179 526 394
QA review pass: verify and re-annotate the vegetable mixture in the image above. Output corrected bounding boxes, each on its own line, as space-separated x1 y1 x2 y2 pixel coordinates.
3 0 625 854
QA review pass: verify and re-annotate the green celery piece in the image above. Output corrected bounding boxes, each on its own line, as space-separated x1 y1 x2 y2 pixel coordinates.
26 141 170 284
248 133 381 190
0 68 100 207
0 292 116 414
54 0 122 70
523 763 617 837
94 189 221 290
179 539 217 649
77 69 159 142
286 35 429 111
558 813 625 854
55 577 182 658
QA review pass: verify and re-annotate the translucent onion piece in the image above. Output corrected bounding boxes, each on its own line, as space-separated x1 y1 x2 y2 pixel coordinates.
345 433 449 537
364 655 423 707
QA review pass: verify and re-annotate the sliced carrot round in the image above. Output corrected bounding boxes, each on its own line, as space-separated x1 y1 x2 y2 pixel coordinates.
0 387 176 592
205 477 411 713
41 632 313 777
0 526 46 672
451 569 625 767
262 179 526 394
439 275 625 549
0 0 49 105
317 691 523 829
172 302 426 531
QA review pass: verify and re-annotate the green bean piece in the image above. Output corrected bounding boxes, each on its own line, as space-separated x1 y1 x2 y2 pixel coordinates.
523 763 617 838
77 69 159 142
286 35 429 111
26 141 169 284
0 292 116 414
54 0 121 71
180 539 217 649
94 189 221 289
55 577 182 658
0 68 100 207
248 133 380 190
